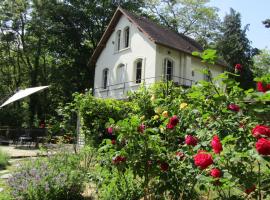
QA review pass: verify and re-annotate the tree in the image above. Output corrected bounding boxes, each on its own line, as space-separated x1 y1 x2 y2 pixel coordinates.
252 48 270 77
0 0 146 126
263 19 270 28
144 0 221 47
216 8 258 89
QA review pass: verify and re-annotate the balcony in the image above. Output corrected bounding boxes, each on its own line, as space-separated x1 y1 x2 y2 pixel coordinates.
93 76 196 99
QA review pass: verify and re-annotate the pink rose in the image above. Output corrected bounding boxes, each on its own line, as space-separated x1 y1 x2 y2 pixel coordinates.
169 115 179 126
235 64 242 72
211 135 223 154
257 81 270 93
175 151 185 160
185 135 198 146
228 104 240 112
210 168 222 178
137 124 145 133
256 138 270 155
194 151 213 170
107 127 113 135
112 155 126 164
252 125 270 138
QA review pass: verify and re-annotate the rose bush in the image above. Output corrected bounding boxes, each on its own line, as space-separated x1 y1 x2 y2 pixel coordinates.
73 50 270 199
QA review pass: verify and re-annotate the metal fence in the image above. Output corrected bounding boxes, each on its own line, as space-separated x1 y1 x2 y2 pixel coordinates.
93 75 196 99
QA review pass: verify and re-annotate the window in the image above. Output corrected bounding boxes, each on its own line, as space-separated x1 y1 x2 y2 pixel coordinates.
116 30 121 51
117 64 125 83
164 58 173 81
135 59 142 83
102 68 109 89
124 27 130 48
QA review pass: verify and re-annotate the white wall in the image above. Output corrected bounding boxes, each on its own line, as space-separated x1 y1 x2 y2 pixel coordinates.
94 15 156 99
156 45 225 86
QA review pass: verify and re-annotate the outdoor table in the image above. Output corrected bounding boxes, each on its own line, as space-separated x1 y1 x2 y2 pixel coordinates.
18 136 33 147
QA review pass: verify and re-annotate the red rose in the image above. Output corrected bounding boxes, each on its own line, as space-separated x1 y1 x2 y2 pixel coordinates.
111 139 116 145
107 127 113 135
175 151 185 160
194 151 213 170
252 125 270 138
210 168 222 178
211 135 223 154
228 104 240 112
138 124 145 133
169 115 179 126
256 138 270 155
166 123 174 129
235 64 242 72
160 162 169 172
245 185 256 194
257 81 270 93
185 135 198 146
112 155 126 164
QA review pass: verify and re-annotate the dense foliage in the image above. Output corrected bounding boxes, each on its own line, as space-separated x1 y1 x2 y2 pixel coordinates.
0 0 144 127
72 51 270 199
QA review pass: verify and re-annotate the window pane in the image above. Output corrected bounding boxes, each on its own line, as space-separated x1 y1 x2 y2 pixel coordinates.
117 31 121 50
103 69 108 89
136 61 142 83
164 59 173 81
125 27 129 48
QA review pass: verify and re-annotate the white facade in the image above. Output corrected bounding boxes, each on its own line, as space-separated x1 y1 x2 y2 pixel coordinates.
94 15 224 99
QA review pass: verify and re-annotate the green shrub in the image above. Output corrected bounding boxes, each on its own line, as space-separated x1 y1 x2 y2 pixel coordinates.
8 151 84 200
75 93 134 147
0 150 9 169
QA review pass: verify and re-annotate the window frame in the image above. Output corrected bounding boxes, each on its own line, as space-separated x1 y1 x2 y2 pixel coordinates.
115 30 121 51
102 68 109 89
134 59 143 84
164 58 174 81
124 26 130 48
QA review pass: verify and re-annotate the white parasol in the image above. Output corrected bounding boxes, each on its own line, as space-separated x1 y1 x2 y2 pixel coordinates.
0 86 49 108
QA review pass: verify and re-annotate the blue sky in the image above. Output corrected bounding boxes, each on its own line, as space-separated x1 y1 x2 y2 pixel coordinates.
209 0 270 49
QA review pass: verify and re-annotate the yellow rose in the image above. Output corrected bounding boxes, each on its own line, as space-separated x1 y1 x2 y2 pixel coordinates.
155 107 162 114
180 103 188 110
153 115 159 120
162 111 169 118
150 95 156 102
160 127 165 133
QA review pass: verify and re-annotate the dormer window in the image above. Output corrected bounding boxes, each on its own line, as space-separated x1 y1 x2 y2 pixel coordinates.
116 30 121 51
124 27 130 48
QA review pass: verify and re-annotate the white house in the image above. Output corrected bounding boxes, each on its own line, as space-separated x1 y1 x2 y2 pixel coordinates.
90 7 225 99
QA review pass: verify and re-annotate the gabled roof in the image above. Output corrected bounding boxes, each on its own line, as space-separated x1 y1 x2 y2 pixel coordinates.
89 7 204 66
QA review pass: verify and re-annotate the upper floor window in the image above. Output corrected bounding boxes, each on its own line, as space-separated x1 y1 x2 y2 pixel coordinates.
102 68 109 89
124 27 130 48
116 30 121 51
135 59 142 83
164 58 173 81
117 64 125 83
